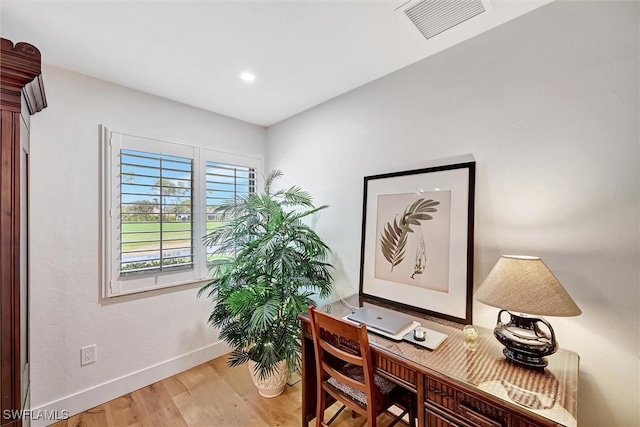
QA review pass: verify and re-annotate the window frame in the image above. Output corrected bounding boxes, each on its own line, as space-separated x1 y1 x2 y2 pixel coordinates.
101 126 262 298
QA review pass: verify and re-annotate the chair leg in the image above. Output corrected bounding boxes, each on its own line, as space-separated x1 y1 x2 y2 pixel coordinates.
326 405 346 425
315 388 326 427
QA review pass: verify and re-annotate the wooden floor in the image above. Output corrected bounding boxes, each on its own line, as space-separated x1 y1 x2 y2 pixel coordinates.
55 355 399 427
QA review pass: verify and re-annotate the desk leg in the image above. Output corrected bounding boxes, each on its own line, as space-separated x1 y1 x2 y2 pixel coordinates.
416 372 425 427
301 333 316 426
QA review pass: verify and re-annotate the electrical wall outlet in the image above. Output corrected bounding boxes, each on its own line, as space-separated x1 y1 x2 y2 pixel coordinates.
81 345 97 366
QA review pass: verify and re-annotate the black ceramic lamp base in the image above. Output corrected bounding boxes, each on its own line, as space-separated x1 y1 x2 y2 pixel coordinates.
493 310 558 369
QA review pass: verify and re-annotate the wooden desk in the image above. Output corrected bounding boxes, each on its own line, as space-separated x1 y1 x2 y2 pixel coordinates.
298 295 579 427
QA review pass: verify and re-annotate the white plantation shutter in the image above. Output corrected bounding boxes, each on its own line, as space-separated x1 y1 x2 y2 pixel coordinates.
205 162 256 267
102 127 263 297
120 149 194 274
198 149 261 278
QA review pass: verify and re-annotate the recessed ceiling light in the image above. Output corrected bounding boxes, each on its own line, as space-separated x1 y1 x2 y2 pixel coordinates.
240 72 256 83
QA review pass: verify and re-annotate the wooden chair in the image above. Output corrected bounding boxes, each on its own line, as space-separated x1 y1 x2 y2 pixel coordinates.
308 306 416 427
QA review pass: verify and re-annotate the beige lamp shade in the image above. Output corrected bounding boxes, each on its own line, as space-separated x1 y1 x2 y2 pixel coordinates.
475 255 582 317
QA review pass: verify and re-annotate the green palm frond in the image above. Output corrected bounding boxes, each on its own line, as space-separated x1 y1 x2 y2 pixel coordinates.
264 169 284 195
228 349 252 368
249 297 280 332
273 185 314 207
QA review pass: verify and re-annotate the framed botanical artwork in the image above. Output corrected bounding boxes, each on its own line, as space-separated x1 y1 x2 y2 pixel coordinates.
358 161 475 324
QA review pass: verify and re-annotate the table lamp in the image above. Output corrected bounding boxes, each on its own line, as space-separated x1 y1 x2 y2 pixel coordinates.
475 255 581 369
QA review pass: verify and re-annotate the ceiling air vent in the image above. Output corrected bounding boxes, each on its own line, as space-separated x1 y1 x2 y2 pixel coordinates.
399 0 487 40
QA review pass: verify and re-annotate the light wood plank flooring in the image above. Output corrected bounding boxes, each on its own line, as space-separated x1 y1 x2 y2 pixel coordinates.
54 355 399 427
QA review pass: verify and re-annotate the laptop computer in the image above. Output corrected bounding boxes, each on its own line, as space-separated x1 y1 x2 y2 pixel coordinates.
347 307 414 335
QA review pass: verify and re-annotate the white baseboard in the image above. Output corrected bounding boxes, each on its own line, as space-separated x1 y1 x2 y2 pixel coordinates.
30 340 231 427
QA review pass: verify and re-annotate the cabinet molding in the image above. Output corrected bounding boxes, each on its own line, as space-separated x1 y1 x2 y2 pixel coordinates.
1 39 46 114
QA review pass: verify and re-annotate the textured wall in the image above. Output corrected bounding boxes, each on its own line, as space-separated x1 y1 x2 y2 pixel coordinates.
29 65 266 414
266 2 639 425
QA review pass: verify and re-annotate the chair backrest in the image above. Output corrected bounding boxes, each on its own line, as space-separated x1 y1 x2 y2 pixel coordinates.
308 306 379 423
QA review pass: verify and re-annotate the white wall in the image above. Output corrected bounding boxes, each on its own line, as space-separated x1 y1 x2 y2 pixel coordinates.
29 65 266 419
266 2 639 426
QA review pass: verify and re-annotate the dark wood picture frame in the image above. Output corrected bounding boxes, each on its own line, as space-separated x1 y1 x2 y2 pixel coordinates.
358 161 475 324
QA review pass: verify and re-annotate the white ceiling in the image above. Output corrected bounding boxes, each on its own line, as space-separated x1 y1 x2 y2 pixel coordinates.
0 0 551 127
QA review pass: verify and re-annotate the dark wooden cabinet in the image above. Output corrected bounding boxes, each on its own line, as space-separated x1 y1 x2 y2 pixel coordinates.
0 38 46 427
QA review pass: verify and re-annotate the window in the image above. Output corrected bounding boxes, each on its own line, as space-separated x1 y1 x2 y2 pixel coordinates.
120 150 194 274
205 162 256 267
102 127 261 297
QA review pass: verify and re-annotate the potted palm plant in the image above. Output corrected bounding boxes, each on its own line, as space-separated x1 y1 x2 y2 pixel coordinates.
198 170 333 397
